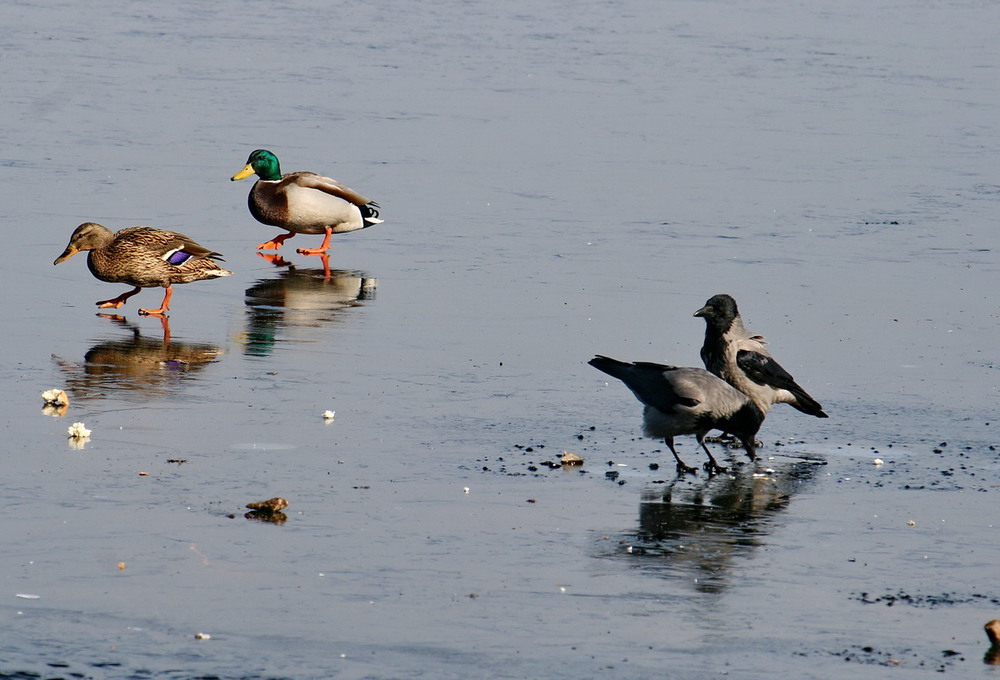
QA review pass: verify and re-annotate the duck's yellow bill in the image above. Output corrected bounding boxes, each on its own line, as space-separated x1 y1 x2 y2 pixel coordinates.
231 164 256 181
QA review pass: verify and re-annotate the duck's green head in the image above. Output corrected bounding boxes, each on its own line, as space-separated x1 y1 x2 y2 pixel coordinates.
232 149 282 182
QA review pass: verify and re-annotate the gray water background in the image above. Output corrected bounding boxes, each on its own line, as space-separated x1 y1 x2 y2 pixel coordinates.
2 0 999 677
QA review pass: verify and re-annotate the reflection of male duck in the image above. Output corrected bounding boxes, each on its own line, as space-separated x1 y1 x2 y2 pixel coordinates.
596 458 823 593
53 316 224 400
241 267 377 356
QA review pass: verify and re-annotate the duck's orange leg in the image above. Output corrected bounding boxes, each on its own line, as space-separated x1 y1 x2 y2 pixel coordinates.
296 227 333 256
138 286 173 316
257 231 296 251
96 286 142 309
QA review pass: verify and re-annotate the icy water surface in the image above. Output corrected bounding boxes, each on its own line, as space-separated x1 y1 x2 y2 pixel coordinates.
3 0 1000 678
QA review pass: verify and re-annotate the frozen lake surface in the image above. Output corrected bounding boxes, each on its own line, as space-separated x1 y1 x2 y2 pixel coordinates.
2 0 999 677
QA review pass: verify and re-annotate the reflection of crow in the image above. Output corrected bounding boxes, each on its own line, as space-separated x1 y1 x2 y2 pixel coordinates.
598 458 823 593
242 268 376 357
53 319 224 401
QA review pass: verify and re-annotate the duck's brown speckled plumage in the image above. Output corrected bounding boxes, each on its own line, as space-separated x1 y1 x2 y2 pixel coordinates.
54 222 231 314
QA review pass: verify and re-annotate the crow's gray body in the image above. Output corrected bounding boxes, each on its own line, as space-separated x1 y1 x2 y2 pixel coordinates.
589 355 763 474
695 294 828 419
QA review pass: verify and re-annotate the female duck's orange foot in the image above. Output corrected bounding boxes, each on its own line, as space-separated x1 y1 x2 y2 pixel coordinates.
137 287 173 317
256 232 295 251
96 286 142 309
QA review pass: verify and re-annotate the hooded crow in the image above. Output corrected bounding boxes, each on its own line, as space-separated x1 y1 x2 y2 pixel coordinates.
694 294 828 418
588 355 764 475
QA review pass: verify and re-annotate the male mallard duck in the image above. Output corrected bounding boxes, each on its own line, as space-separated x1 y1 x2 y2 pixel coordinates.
231 149 382 255
54 222 232 315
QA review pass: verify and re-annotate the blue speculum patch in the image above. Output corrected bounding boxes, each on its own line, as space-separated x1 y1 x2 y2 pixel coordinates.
165 249 191 265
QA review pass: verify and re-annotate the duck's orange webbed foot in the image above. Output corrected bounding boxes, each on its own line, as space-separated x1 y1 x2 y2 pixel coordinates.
96 286 141 309
137 287 173 317
295 246 330 256
256 232 295 251
295 227 333 256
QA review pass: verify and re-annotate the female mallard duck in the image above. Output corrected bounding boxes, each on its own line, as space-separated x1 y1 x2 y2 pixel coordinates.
54 222 232 316
231 149 382 255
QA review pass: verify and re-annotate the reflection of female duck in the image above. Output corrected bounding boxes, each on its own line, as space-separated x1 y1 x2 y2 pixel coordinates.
53 223 231 315
986 620 1000 665
242 268 376 356
54 318 225 400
